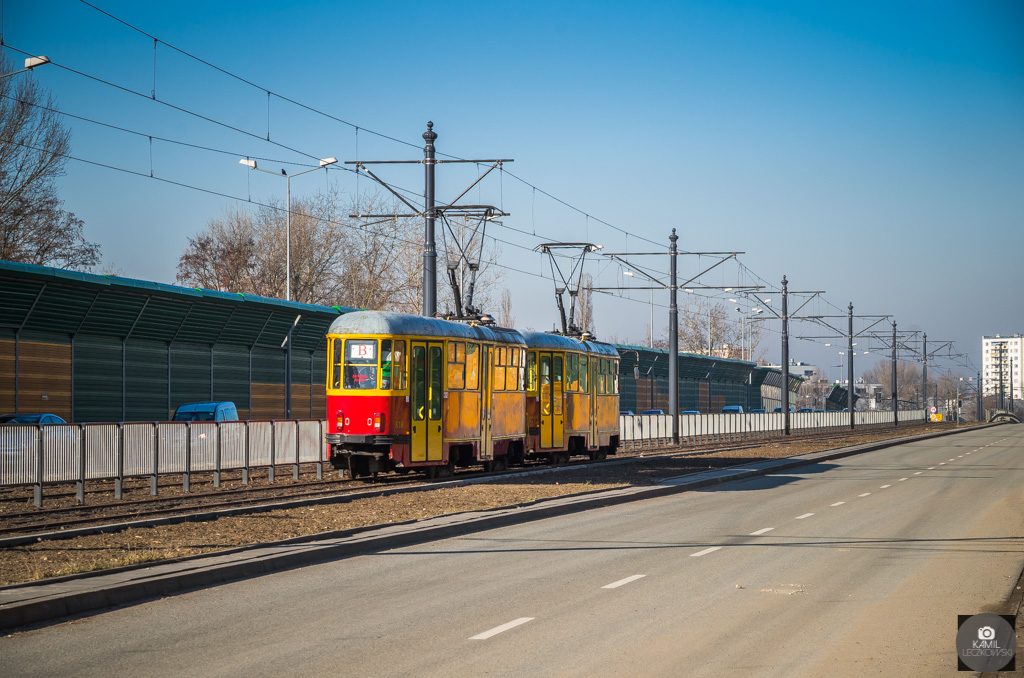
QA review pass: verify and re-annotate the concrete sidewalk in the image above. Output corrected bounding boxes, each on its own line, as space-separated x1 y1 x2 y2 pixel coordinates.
0 424 994 631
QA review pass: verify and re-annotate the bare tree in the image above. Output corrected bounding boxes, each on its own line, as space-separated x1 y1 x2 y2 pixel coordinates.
0 54 99 269
861 359 922 406
496 288 515 327
176 205 257 292
574 272 595 334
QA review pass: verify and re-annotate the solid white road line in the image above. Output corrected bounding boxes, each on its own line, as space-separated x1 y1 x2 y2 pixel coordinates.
795 513 814 520
830 502 845 507
602 575 646 589
691 547 722 557
471 618 536 640
859 493 871 497
750 527 775 535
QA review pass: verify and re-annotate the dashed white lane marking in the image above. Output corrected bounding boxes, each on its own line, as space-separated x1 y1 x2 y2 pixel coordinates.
602 575 646 589
948 459 955 462
898 478 908 481
957 456 963 458
750 527 775 535
831 502 845 507
691 547 722 557
914 472 923 475
928 467 936 470
471 617 535 640
795 513 814 520
880 484 891 489
939 463 946 466
859 493 871 497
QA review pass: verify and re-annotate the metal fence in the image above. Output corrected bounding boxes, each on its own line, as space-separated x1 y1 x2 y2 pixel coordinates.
1 420 327 506
619 409 929 449
2 410 929 507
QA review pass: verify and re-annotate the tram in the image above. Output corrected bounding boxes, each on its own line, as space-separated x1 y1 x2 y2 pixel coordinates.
522 331 621 463
325 311 528 478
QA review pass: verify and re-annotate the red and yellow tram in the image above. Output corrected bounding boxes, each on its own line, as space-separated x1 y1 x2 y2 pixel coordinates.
325 311 528 478
521 331 620 463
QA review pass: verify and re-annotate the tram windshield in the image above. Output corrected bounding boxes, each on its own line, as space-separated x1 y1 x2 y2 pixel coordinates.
343 339 378 390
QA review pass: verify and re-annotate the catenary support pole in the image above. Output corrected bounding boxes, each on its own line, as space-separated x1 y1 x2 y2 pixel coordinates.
422 122 438 317
668 229 679 444
781 276 790 436
892 321 898 427
848 302 854 429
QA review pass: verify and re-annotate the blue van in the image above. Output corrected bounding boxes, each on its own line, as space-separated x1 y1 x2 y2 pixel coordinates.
721 405 744 414
172 402 239 422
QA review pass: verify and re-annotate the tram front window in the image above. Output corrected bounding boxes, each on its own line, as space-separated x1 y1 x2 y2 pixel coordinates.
344 339 378 390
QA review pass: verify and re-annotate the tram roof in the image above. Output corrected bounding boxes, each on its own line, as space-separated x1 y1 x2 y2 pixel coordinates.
520 331 621 358
327 311 526 345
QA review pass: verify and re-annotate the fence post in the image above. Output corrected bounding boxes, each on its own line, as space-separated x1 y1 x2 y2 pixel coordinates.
184 422 191 493
242 421 250 485
317 420 323 480
76 423 86 505
33 424 43 508
269 420 276 483
293 420 300 480
115 423 124 500
151 422 159 496
214 423 222 488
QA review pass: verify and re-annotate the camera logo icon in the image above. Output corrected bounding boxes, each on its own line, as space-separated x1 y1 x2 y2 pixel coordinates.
978 626 996 641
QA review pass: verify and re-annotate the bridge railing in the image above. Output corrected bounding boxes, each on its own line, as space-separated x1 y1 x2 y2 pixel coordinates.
619 409 928 449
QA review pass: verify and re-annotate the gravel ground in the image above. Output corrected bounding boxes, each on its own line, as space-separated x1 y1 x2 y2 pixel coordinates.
0 422 973 586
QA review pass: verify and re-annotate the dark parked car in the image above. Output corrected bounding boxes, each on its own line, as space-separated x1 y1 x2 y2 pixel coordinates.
171 402 238 422
721 405 744 414
0 414 67 424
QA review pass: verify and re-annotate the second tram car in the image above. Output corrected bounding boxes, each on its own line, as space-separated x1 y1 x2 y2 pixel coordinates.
521 331 620 463
325 311 528 478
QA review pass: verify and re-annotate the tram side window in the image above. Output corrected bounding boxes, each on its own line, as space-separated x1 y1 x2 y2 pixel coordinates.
519 349 526 390
567 353 579 392
506 347 519 391
343 339 377 389
612 360 619 393
596 358 605 395
553 355 563 387
380 340 406 390
466 343 479 390
580 354 589 392
447 341 466 390
527 352 538 393
331 338 343 389
494 346 506 391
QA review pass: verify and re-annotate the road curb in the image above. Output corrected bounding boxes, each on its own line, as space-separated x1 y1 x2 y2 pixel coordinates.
0 423 998 631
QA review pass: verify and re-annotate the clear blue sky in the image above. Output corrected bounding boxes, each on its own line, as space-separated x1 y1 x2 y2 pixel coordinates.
4 0 1023 380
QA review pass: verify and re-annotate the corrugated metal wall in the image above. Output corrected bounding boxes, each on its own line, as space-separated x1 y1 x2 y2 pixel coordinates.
125 339 169 421
73 335 122 422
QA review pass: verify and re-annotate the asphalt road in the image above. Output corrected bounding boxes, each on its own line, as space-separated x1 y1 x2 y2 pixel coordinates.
2 426 1022 677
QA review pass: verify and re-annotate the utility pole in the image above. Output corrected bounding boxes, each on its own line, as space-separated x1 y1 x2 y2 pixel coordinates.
781 276 790 435
848 303 854 429
422 123 437 317
922 332 927 410
668 230 679 444
891 321 898 427
977 371 983 421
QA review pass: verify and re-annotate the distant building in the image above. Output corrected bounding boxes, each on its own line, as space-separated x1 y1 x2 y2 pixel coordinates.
982 334 1023 401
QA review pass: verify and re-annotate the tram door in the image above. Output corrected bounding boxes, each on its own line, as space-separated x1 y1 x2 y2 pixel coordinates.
411 342 444 463
479 345 493 460
539 352 564 449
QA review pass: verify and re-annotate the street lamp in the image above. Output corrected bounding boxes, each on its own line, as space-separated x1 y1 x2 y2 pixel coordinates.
239 156 337 302
0 55 50 80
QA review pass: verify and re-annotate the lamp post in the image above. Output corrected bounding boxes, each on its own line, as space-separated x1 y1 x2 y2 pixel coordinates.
239 157 337 302
0 55 50 80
